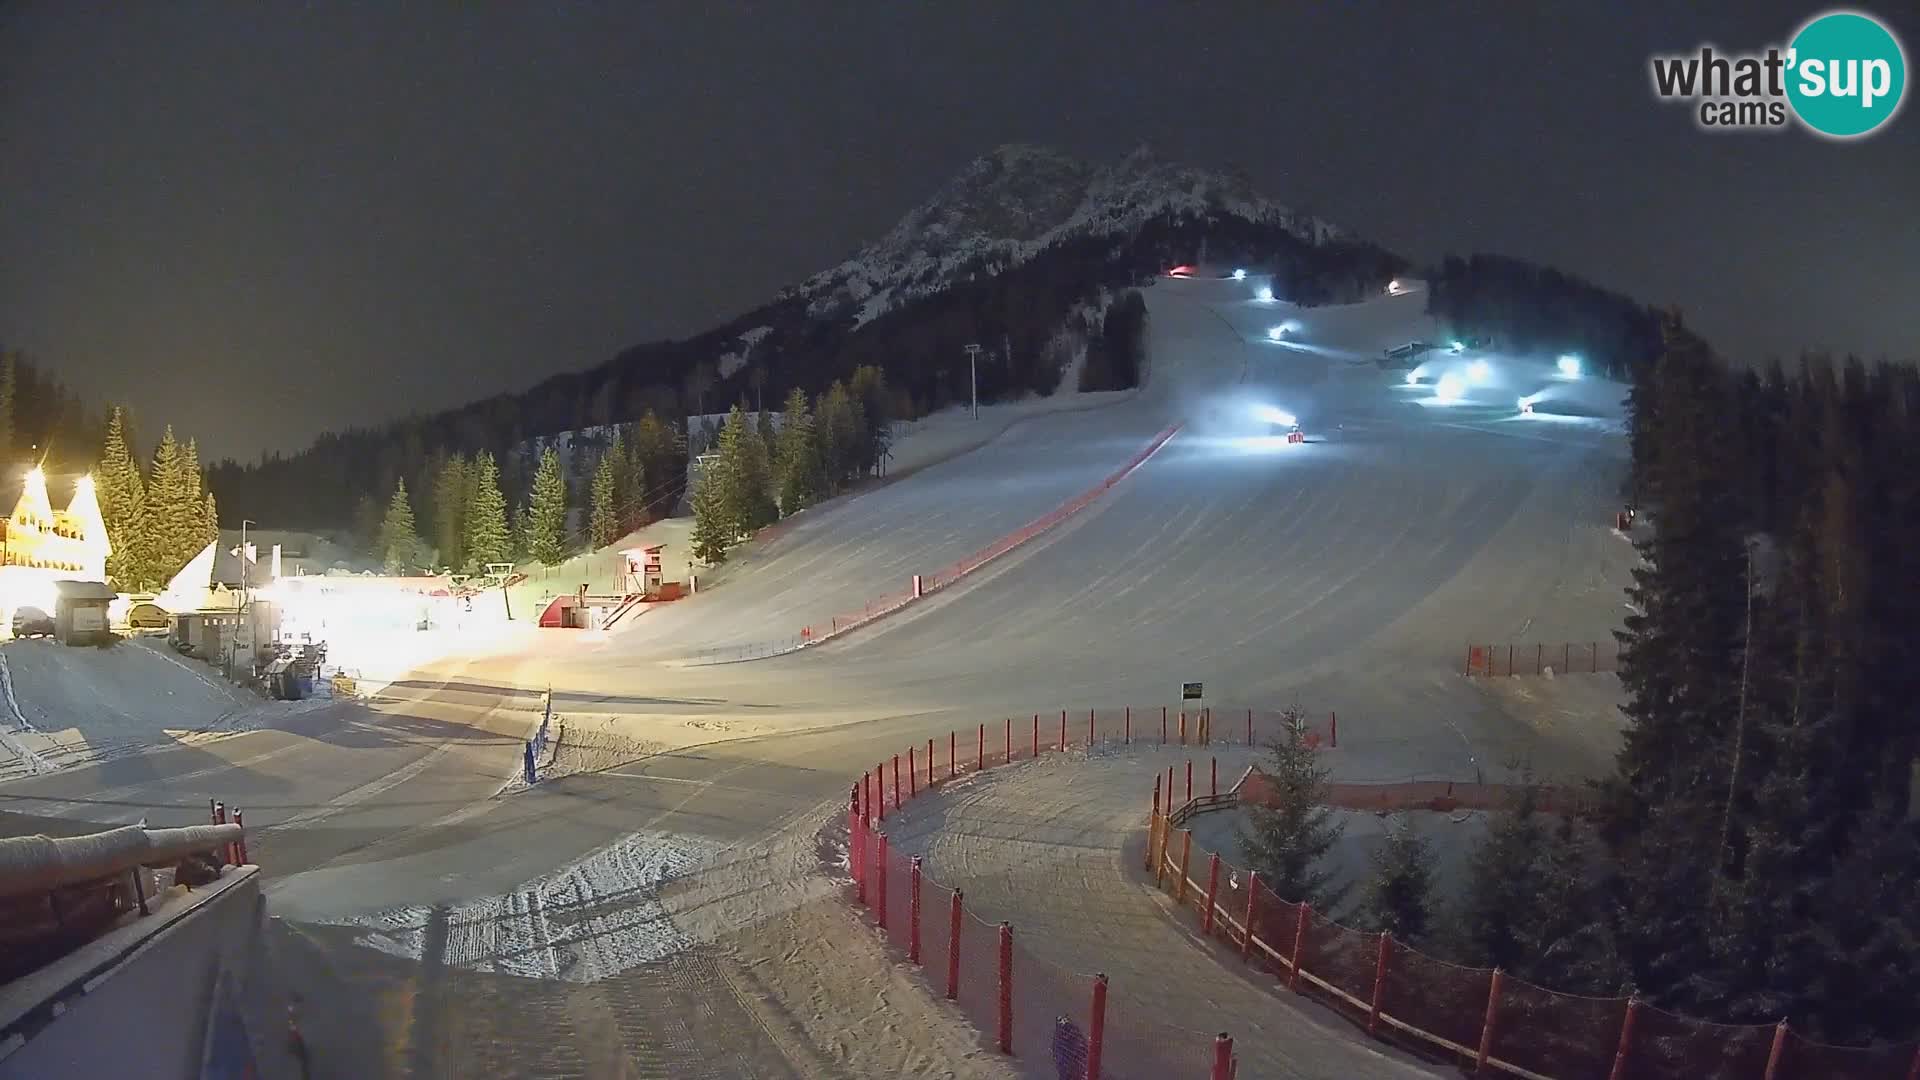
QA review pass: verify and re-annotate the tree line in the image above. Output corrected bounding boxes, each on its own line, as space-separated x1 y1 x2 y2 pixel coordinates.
0 350 104 475
1243 316 1920 1047
93 408 221 592
366 410 687 574
1424 254 1662 380
205 208 1402 530
689 368 892 564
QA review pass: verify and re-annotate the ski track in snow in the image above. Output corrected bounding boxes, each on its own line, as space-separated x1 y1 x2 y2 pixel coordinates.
328 831 722 983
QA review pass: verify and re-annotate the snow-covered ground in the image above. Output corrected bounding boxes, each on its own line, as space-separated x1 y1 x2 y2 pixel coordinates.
0 636 338 779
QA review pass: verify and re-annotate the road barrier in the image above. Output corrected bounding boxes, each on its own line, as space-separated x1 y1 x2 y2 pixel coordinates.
1147 784 1920 1080
680 423 1183 665
1465 640 1620 677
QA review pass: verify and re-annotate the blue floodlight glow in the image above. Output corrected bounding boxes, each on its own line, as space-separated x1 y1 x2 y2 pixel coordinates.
1467 359 1492 383
1558 354 1582 378
1232 268 1247 281
1255 285 1274 302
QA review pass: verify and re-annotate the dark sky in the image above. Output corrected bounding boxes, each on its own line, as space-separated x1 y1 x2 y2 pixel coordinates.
4 3 1916 462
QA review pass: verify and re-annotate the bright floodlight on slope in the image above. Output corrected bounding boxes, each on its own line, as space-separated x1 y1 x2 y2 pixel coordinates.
1255 285 1274 302
1466 358 1492 384
1267 325 1289 341
1558 354 1582 378
1233 268 1247 281
1387 279 1402 294
1434 373 1465 402
1256 405 1296 427
1405 369 1421 386
1518 395 1537 415
1450 340 1465 354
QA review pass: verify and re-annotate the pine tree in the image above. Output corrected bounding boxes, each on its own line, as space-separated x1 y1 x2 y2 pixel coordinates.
1458 788 1552 971
146 426 200 580
729 406 777 533
602 428 630 531
850 365 893 474
352 494 383 559
202 490 219 549
1607 316 1750 999
775 387 822 514
1235 713 1346 908
589 447 620 548
182 438 207 549
1363 816 1437 944
818 382 861 493
525 446 568 565
431 454 469 573
378 478 419 573
463 451 512 572
97 407 152 589
688 454 733 564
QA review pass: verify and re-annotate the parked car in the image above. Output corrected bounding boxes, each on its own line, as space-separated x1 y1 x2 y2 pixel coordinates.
126 602 171 630
11 607 54 638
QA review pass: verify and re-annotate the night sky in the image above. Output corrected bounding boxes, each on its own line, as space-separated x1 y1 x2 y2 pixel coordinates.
3 3 1915 462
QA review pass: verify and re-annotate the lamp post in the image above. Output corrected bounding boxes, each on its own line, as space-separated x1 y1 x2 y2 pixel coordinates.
963 344 983 419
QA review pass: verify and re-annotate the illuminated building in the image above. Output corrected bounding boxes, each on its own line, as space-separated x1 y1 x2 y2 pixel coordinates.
1 468 111 625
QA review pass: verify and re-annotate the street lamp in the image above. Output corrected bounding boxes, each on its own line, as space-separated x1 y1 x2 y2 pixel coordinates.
963 344 983 419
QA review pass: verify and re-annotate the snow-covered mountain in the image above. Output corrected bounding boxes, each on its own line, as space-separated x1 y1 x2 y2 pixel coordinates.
781 144 1347 328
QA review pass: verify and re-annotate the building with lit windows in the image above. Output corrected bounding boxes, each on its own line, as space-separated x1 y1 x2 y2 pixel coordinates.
0 467 111 626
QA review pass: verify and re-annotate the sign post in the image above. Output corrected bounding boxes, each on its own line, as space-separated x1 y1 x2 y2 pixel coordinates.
1181 682 1205 740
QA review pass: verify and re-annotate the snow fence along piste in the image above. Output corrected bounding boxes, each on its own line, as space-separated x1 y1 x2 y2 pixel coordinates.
844 708 1920 1080
1146 789 1920 1080
842 704 1336 1079
678 422 1183 665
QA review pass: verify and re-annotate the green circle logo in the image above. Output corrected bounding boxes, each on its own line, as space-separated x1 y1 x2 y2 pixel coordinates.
1787 10 1907 138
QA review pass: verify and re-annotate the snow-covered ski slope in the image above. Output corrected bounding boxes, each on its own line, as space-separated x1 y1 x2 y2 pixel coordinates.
753 274 1638 781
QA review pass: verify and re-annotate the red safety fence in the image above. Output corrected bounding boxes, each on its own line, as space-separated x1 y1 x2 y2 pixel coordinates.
682 424 1182 666
844 706 1243 1078
1146 795 1920 1080
1466 640 1620 677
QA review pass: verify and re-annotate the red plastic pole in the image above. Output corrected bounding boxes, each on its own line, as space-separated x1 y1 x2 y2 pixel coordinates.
1475 969 1505 1075
1161 705 1168 744
1177 831 1193 904
1289 901 1309 990
909 856 923 964
1369 933 1390 1035
1004 717 1011 764
1607 996 1640 1080
908 747 917 798
929 737 936 786
876 765 886 821
1186 760 1193 802
1564 642 1570 672
234 810 247 865
1246 707 1253 746
997 923 1013 1054
1202 853 1221 935
208 797 216 825
1243 872 1259 960
1179 710 1187 744
1032 713 1039 758
949 732 955 779
876 833 890 930
893 755 902 810
1210 1034 1233 1080
1088 707 1094 748
1124 705 1131 744
977 723 984 771
946 889 963 999
1211 757 1218 797
1060 708 1067 751
1762 1019 1790 1080
1087 974 1109 1080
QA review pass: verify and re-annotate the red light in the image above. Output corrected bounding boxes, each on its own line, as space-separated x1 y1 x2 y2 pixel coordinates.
1169 265 1193 276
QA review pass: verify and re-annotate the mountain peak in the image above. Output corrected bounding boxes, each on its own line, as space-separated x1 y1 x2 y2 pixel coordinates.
788 144 1344 324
